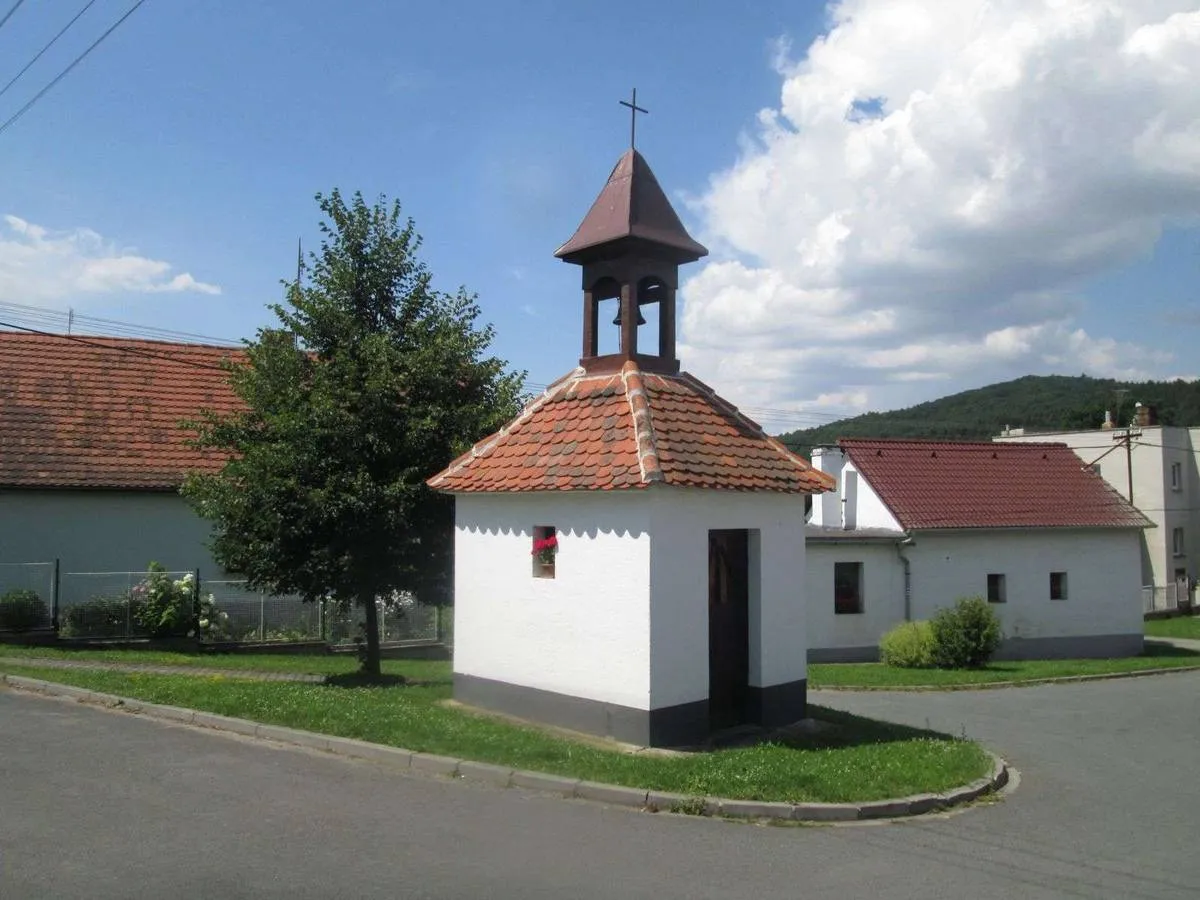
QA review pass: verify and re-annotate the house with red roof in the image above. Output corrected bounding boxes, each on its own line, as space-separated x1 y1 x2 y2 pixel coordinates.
0 332 242 591
806 438 1153 661
428 148 833 746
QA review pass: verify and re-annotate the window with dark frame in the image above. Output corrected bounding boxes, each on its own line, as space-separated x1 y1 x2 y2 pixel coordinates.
1173 527 1186 557
1171 462 1183 492
532 525 557 579
1050 571 1068 600
834 562 864 615
987 573 1006 603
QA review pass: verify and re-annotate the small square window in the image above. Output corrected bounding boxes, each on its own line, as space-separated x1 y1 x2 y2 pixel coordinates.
1050 571 1068 601
1173 527 1186 558
532 525 557 579
1171 462 1183 492
987 573 1006 603
834 562 864 615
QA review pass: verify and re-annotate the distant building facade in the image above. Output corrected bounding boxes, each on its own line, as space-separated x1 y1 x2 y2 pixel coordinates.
996 408 1198 605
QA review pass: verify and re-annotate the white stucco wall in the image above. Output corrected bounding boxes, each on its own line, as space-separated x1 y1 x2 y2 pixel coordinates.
805 541 905 652
805 527 1144 654
0 489 230 579
907 530 1143 639
648 489 808 709
452 492 653 710
453 486 811 714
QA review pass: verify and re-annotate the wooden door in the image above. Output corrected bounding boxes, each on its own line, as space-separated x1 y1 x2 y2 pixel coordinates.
708 529 749 731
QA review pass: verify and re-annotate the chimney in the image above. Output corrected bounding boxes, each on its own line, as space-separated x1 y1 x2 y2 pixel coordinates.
1135 403 1157 428
1102 410 1114 430
810 447 843 527
841 468 858 531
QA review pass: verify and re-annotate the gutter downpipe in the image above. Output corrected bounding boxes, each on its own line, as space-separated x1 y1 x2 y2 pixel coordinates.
896 535 914 621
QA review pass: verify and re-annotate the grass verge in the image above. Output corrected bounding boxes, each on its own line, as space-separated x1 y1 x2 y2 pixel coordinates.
0 662 989 804
1143 616 1200 641
0 644 445 680
809 645 1200 689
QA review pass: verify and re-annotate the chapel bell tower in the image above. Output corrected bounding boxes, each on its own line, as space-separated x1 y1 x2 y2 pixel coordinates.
554 98 708 375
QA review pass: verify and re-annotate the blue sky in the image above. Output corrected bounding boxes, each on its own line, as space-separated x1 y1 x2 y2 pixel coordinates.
2 0 1198 431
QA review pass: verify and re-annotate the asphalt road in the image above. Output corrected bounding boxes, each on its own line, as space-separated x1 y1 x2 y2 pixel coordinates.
2 673 1198 900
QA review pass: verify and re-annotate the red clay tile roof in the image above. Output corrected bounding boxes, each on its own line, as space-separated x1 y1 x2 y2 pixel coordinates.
839 438 1152 530
429 361 833 494
0 332 242 490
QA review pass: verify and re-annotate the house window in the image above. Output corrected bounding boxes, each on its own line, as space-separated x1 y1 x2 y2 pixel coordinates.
987 573 1007 603
834 562 864 615
1050 571 1068 601
1171 462 1183 492
532 525 557 579
1173 527 1186 558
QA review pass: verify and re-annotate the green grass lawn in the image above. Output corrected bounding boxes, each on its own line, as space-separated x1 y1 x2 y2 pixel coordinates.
0 661 990 804
1144 616 1200 640
0 644 446 681
809 645 1200 689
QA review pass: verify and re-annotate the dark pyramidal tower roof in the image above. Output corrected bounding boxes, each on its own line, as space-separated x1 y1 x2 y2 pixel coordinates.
555 149 708 263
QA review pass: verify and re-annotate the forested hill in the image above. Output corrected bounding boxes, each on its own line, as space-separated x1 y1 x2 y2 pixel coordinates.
778 375 1200 457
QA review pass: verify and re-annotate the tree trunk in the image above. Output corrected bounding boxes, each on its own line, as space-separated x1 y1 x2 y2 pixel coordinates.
360 591 381 676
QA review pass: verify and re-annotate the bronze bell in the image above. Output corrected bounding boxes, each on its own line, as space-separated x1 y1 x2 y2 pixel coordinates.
612 303 647 327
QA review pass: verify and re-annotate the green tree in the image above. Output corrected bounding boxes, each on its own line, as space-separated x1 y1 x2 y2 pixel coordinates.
184 190 524 674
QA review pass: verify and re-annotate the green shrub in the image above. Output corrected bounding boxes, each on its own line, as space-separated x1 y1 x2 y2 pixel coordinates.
930 596 1002 668
879 620 935 668
60 595 133 638
131 563 195 638
0 589 49 632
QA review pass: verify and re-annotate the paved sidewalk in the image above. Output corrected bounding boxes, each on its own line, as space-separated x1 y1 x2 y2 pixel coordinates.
1149 636 1200 652
0 655 324 682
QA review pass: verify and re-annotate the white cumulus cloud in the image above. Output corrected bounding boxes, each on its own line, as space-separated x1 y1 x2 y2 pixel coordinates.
0 215 221 306
681 0 1200 416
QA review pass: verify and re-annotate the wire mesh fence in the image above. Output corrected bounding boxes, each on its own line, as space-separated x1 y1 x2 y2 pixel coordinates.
57 570 195 640
324 593 441 646
0 561 56 632
202 581 321 643
0 561 451 647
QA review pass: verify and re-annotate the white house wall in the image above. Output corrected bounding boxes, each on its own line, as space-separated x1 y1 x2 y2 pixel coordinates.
451 491 652 710
805 541 905 661
807 527 1144 660
648 488 808 709
0 489 230 582
808 451 900 532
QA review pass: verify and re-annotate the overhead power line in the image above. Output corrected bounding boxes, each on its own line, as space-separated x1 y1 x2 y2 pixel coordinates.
0 0 150 138
0 319 233 373
0 0 27 34
0 0 99 103
0 299 239 345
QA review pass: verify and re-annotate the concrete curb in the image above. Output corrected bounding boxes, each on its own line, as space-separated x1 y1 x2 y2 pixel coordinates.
0 673 1009 824
812 664 1200 692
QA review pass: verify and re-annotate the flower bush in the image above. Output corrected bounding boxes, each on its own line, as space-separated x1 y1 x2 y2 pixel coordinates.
879 620 935 668
531 535 558 565
131 564 196 638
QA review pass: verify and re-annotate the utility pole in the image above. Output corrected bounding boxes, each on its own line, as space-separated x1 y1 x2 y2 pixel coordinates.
1113 425 1141 503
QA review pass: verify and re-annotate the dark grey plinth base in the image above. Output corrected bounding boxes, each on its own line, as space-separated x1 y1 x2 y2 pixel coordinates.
809 633 1145 664
746 679 808 727
455 674 809 748
994 633 1144 660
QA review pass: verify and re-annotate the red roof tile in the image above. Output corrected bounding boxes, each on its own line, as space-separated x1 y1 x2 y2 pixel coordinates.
839 438 1152 530
0 332 242 490
429 361 833 494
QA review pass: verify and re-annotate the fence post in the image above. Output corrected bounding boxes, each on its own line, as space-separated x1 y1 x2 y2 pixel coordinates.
259 591 266 642
192 568 202 645
319 598 327 643
51 558 61 633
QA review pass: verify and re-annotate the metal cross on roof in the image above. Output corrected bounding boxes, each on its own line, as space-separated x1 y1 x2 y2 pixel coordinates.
619 88 648 149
